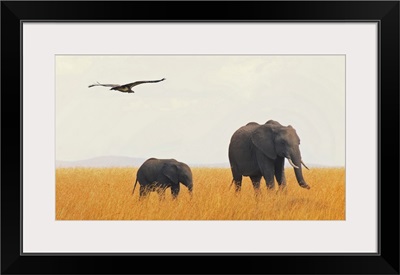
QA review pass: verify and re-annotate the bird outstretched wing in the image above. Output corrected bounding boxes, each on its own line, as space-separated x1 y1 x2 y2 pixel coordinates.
88 82 120 88
124 78 166 89
88 78 166 93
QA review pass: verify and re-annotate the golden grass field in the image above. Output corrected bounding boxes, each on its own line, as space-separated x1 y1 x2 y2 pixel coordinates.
56 167 345 220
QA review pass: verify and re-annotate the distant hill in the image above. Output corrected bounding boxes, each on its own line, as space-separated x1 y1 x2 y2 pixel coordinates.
56 156 231 168
56 156 336 169
190 162 230 168
56 156 146 168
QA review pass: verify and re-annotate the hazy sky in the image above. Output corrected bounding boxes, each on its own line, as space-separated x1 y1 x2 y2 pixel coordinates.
56 55 345 166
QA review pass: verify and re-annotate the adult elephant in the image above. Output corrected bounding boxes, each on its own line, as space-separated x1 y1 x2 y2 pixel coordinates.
132 158 193 199
228 120 310 192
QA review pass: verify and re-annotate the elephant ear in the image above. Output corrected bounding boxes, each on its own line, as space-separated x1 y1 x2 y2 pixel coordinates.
162 163 179 183
251 125 277 159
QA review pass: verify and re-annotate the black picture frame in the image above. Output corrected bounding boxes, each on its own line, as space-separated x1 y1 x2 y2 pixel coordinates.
2 1 399 274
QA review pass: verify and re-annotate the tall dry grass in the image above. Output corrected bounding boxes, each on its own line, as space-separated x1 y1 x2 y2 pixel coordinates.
56 167 345 220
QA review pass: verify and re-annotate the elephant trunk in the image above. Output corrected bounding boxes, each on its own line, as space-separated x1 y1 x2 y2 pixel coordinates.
180 175 193 195
179 165 193 196
187 182 193 194
289 153 310 190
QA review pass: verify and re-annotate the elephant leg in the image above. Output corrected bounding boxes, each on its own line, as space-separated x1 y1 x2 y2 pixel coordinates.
171 184 180 199
274 156 287 188
263 173 275 190
139 185 150 199
250 175 262 194
231 167 242 192
256 153 275 189
263 166 275 189
232 179 242 192
156 187 167 200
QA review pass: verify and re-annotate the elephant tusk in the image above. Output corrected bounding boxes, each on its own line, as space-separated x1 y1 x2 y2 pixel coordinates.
301 160 310 170
288 158 300 169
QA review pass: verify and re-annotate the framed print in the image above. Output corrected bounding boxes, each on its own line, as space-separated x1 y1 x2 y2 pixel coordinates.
2 1 399 274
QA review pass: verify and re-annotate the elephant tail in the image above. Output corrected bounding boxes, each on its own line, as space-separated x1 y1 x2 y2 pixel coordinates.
132 178 138 195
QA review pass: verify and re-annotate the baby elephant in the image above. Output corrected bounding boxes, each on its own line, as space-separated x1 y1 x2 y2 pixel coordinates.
132 158 193 199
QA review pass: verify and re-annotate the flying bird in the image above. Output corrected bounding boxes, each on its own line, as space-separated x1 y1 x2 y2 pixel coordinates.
88 78 166 93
